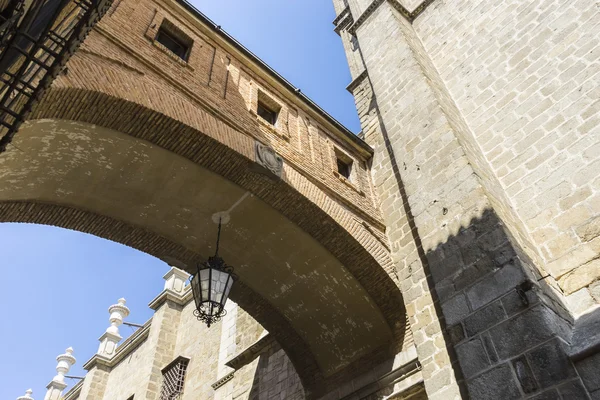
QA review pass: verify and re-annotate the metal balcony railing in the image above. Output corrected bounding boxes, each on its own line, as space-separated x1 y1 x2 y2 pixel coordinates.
0 0 113 153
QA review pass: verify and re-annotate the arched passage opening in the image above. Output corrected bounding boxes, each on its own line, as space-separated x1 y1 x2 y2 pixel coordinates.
0 90 407 397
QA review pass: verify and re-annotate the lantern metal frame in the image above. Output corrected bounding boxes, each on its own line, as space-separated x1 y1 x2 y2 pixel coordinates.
190 218 237 328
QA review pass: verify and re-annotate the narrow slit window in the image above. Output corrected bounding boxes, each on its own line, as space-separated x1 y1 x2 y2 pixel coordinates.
155 22 192 61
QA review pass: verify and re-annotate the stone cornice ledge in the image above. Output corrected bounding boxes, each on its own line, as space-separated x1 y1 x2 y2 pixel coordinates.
225 332 275 370
346 70 369 94
334 12 354 35
211 371 235 390
331 345 421 399
332 6 350 26
82 320 152 371
148 287 193 310
569 308 600 361
348 0 436 34
62 380 83 400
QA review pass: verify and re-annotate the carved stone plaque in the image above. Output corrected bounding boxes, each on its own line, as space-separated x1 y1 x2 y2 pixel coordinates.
254 141 283 179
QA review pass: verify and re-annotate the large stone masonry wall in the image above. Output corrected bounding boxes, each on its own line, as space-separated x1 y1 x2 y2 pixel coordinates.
413 0 600 311
71 297 306 400
341 0 597 398
101 336 153 399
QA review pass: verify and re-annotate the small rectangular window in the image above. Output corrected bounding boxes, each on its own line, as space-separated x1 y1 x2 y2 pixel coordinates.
337 158 352 179
155 21 192 61
257 102 278 125
256 90 281 126
335 149 353 180
160 357 189 400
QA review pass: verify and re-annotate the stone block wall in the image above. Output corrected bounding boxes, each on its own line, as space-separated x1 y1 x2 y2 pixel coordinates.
69 296 306 400
101 337 152 399
412 0 600 311
335 0 600 398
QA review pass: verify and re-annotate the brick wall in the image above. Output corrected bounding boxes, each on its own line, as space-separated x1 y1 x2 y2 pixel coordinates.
94 0 380 225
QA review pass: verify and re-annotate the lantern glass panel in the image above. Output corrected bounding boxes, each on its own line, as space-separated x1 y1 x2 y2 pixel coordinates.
200 268 210 300
223 276 234 303
211 270 228 303
190 273 201 308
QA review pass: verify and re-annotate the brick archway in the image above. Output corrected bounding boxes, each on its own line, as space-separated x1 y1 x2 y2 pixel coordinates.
0 87 406 397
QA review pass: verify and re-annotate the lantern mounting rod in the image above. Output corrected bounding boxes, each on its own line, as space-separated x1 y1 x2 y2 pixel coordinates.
215 217 222 257
211 191 252 225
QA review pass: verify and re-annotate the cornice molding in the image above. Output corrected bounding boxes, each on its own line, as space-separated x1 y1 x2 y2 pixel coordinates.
332 6 350 26
349 0 385 35
225 333 275 370
82 321 152 371
62 380 83 400
211 371 235 390
334 12 354 35
148 287 193 310
348 0 436 34
346 70 369 94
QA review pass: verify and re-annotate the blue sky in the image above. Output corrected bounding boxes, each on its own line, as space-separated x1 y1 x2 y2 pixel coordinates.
2 1 356 399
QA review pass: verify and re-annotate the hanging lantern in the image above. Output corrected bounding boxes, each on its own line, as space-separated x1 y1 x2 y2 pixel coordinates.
190 218 237 327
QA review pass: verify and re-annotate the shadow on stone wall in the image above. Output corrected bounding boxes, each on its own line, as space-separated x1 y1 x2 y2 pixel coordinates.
424 208 594 399
246 340 305 400
570 306 600 398
373 93 468 397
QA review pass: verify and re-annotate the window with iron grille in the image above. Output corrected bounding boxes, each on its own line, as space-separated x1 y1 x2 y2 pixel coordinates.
159 357 189 400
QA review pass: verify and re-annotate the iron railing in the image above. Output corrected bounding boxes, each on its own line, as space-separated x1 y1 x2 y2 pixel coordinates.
0 0 113 154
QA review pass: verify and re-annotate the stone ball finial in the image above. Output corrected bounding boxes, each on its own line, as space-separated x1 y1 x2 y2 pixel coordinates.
17 389 33 400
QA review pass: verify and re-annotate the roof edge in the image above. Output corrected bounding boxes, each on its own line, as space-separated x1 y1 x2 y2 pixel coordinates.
172 0 373 155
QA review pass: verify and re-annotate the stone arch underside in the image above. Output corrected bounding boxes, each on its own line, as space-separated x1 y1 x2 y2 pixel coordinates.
0 89 407 397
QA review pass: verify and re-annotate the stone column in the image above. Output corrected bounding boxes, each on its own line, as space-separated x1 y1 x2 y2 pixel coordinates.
44 348 76 400
98 298 130 357
17 389 34 400
142 267 187 400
